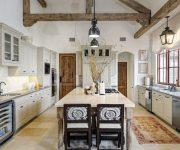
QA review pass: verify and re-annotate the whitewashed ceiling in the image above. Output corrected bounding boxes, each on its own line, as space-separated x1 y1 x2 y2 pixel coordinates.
31 0 168 14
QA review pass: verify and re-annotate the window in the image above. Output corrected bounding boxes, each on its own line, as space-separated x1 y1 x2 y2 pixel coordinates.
157 48 180 86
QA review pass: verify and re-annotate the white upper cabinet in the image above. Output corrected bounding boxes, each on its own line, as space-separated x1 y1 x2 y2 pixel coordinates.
0 23 22 66
8 41 37 76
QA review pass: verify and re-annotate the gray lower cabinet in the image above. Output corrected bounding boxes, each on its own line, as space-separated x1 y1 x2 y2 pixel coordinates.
152 91 172 125
138 86 146 107
14 88 51 130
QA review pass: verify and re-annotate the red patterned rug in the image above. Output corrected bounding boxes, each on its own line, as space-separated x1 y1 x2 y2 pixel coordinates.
131 116 180 144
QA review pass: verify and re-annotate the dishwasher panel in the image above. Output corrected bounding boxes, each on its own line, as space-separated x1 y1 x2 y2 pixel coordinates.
172 97 180 131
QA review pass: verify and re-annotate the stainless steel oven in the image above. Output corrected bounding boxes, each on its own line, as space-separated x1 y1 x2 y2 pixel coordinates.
0 100 14 145
45 63 50 74
145 89 152 112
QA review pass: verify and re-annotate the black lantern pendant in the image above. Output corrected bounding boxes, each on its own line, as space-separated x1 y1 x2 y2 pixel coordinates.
160 16 175 45
90 38 99 48
89 0 100 38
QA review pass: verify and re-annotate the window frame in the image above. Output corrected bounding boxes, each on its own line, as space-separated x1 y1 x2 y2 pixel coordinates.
157 48 180 86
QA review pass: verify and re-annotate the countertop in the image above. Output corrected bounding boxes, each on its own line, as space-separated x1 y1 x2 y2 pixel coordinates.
0 86 50 104
55 87 135 108
138 85 180 98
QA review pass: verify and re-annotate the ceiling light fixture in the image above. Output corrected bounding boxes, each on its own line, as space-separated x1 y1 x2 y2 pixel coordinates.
90 38 99 48
160 16 175 45
89 0 100 38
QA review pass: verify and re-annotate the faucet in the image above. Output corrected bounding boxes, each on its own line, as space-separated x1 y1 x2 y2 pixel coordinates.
168 84 176 91
0 82 6 96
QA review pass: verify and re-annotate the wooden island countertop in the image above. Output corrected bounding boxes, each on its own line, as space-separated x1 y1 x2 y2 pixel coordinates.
55 87 135 150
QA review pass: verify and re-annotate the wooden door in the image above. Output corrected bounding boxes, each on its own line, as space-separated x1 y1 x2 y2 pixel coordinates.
118 62 127 97
59 54 76 99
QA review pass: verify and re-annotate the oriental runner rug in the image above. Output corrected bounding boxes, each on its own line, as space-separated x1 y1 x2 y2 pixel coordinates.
132 116 180 144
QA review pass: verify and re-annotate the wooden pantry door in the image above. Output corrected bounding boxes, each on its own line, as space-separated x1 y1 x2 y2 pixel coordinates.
59 54 76 99
118 62 127 97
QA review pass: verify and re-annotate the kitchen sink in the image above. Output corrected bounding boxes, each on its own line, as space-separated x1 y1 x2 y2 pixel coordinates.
161 89 177 92
0 93 21 96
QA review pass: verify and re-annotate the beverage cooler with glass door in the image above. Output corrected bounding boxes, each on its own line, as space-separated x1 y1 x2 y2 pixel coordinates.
0 100 15 145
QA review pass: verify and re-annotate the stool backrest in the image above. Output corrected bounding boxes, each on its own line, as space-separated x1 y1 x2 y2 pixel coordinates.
97 104 124 127
64 104 91 124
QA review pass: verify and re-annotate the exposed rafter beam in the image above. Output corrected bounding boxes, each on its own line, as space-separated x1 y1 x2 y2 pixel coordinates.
118 0 151 14
134 0 180 38
24 13 148 26
86 0 92 14
37 0 47 8
23 0 30 15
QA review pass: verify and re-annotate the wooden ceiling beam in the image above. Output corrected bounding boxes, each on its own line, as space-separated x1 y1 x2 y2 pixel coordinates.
134 0 180 38
23 0 30 15
23 13 148 26
118 0 151 14
37 0 47 8
86 0 92 14
23 0 37 27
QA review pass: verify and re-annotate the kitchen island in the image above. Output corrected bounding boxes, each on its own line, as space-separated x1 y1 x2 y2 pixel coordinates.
55 87 135 150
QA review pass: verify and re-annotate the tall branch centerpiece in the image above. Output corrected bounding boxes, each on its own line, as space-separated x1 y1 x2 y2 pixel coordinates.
89 55 111 94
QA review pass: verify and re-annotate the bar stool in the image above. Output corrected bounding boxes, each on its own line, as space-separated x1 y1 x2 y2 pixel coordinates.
96 104 125 150
64 104 92 150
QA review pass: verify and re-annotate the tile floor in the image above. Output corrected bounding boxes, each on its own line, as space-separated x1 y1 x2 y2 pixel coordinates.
0 105 180 150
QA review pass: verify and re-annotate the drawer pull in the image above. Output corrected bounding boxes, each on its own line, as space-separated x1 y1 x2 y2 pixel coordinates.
20 106 23 108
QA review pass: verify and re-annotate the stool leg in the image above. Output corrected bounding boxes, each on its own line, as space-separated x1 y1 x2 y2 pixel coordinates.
88 130 92 148
64 132 68 150
118 132 121 148
67 132 70 147
96 130 100 149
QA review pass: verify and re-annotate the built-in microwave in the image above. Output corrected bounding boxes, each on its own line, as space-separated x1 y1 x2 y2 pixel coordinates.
44 63 50 74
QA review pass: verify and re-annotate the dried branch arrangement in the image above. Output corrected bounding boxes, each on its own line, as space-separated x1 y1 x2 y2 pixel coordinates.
89 55 111 82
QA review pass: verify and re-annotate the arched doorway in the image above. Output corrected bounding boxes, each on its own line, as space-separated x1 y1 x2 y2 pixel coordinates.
118 52 135 100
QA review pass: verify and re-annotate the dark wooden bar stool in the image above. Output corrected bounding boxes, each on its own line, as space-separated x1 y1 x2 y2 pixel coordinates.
64 104 92 150
96 104 125 150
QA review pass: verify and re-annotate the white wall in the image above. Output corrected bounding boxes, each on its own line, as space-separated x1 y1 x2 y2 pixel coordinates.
118 52 134 100
151 13 180 83
1 0 169 98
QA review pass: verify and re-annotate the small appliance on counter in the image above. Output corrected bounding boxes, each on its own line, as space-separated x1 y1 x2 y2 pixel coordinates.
144 75 153 86
99 82 105 95
27 82 36 91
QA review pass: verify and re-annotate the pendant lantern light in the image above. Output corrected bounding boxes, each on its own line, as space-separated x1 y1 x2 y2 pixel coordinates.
160 16 175 45
89 0 100 38
90 38 99 48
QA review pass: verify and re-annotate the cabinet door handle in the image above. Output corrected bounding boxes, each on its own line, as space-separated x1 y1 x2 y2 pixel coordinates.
33 101 35 103
20 106 23 108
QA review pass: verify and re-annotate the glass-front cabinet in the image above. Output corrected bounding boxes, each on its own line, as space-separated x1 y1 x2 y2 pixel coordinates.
0 23 22 66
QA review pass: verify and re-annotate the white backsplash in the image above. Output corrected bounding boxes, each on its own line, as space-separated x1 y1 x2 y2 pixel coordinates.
0 76 29 93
